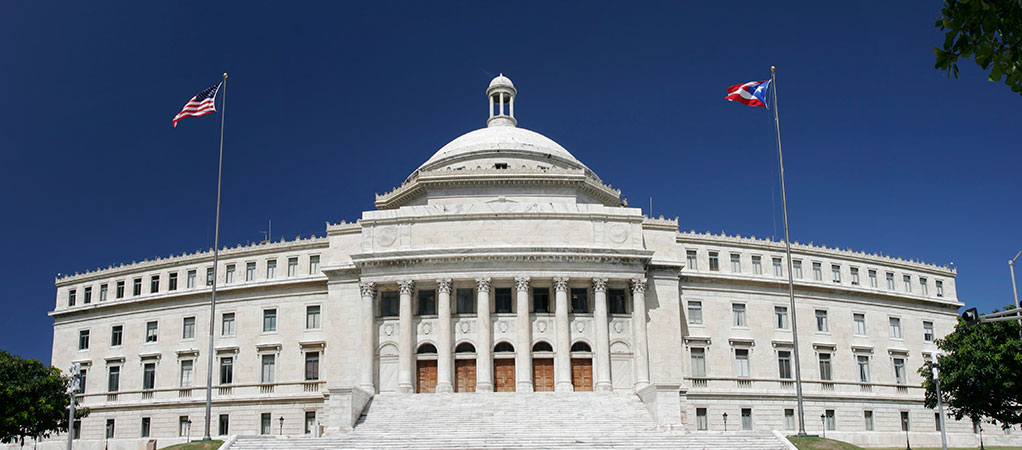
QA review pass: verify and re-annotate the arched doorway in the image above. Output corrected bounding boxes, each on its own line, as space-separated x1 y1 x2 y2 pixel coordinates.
416 343 438 393
454 343 476 392
570 341 594 391
377 343 399 393
493 342 516 392
531 341 555 392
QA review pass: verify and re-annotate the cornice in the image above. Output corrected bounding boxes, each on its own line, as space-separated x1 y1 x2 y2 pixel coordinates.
351 246 654 269
643 216 680 231
324 220 361 235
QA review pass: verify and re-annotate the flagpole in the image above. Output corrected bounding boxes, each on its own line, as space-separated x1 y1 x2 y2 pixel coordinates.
203 72 227 442
770 65 807 436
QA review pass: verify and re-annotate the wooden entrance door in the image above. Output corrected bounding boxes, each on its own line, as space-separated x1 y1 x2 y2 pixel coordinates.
416 360 437 393
571 358 593 391
533 358 554 392
455 359 476 393
494 359 516 392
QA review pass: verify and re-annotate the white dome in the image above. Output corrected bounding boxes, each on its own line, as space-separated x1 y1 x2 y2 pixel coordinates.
414 126 589 174
488 74 515 92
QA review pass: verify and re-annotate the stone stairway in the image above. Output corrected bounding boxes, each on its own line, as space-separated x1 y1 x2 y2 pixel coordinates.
227 392 789 449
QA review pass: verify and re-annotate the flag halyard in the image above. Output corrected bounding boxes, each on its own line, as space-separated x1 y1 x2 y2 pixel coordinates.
173 82 222 128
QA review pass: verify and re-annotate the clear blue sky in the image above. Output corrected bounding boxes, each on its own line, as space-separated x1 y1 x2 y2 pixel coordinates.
1 2 1019 364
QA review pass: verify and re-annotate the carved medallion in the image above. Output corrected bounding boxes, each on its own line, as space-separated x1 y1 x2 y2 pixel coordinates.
422 323 432 335
576 321 585 333
384 324 394 336
375 226 397 247
498 321 508 333
608 224 628 244
537 321 547 333
613 321 624 333
460 322 470 334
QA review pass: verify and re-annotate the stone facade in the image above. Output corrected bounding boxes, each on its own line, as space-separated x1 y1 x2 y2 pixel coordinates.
37 75 1021 449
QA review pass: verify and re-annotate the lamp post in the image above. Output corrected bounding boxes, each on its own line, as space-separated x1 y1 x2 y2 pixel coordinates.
931 356 948 450
185 419 192 443
279 416 284 436
722 412 728 432
1010 250 1022 339
820 414 826 439
978 421 986 450
66 362 81 450
904 414 911 450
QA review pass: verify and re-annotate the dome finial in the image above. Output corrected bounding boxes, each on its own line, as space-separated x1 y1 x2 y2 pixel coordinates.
486 74 517 128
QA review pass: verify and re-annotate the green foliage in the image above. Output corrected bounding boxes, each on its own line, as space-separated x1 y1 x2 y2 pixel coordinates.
934 0 1022 94
919 305 1022 429
0 350 88 445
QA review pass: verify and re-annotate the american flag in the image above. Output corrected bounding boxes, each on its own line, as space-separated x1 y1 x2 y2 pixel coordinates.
172 82 222 128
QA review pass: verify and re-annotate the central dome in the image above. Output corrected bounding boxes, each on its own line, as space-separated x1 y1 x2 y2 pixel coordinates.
414 125 589 174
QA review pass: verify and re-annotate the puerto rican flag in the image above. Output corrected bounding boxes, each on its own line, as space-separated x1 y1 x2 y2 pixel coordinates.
725 80 770 108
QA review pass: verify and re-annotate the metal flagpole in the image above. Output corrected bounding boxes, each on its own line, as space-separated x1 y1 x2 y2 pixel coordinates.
203 72 228 441
770 65 808 436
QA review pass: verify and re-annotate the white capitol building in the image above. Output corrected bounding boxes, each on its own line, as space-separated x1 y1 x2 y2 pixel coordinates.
40 75 1019 449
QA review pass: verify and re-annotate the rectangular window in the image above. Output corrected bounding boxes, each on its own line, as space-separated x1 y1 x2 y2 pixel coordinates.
853 313 867 335
246 262 255 281
851 267 859 285
819 353 832 380
886 272 895 290
775 306 788 329
735 349 750 377
793 260 803 278
180 360 194 387
222 313 235 336
108 366 120 392
306 305 321 329
219 357 234 384
206 268 214 286
111 325 122 346
381 291 399 317
305 351 320 381
936 280 944 297
730 253 741 272
857 355 870 382
708 252 719 271
182 317 195 339
687 250 698 270
99 284 108 301
261 413 271 435
133 278 142 296
935 412 942 431
78 330 90 350
261 354 275 383
894 357 906 384
923 321 934 342
816 310 828 332
84 287 92 304
773 257 783 276
900 411 910 431
869 269 878 288
904 275 912 292
150 276 159 294
864 411 874 431
309 255 320 274
741 408 752 430
696 408 708 431
459 288 477 314
78 369 87 394
832 264 841 283
688 301 703 325
106 419 115 439
187 270 196 288
920 278 928 295
179 416 190 437
813 262 822 281
145 321 158 342
732 303 746 327
225 265 235 284
218 414 229 436
305 411 316 435
752 255 762 275
69 289 77 306
141 417 151 438
142 362 156 390
778 350 792 379
116 281 125 298
418 289 438 315
785 409 796 431
690 347 706 377
494 288 512 314
825 409 835 430
263 309 277 332
288 257 298 277
609 289 627 314
890 317 902 338
266 260 276 279
72 420 81 440
570 288 589 313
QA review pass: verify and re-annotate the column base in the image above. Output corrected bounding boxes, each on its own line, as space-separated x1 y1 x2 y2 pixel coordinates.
435 382 453 393
398 383 414 393
595 381 613 392
516 381 534 392
555 382 574 392
476 382 494 392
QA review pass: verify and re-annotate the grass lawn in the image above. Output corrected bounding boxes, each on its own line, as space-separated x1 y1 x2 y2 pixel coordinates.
160 440 223 450
788 436 1022 450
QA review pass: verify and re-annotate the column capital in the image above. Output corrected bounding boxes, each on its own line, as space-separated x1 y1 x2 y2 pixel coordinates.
514 276 531 292
436 278 453 294
359 281 377 298
476 277 492 293
630 277 647 294
398 279 415 295
553 277 570 292
592 277 608 293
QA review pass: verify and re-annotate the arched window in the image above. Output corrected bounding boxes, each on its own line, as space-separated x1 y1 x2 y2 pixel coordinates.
494 342 515 353
455 343 476 354
570 342 592 352
532 342 553 352
416 343 437 354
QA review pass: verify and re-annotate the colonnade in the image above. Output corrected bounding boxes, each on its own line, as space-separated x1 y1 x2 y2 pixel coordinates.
358 276 651 394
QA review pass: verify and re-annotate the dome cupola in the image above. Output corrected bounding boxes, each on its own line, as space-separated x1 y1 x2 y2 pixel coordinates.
486 74 517 127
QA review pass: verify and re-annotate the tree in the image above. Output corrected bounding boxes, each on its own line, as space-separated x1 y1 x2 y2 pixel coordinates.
0 350 88 445
919 305 1022 429
934 0 1022 94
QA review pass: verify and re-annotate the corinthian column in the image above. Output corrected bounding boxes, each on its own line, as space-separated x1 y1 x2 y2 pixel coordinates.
631 277 651 389
359 281 377 394
475 277 494 392
592 277 612 392
436 278 453 393
514 276 533 392
397 280 415 393
553 276 573 392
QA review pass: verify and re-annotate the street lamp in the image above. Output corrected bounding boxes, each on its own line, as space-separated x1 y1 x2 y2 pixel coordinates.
66 362 81 450
185 419 192 443
722 412 728 432
978 420 986 450
279 416 284 436
903 414 911 450
931 356 948 450
820 414 826 439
